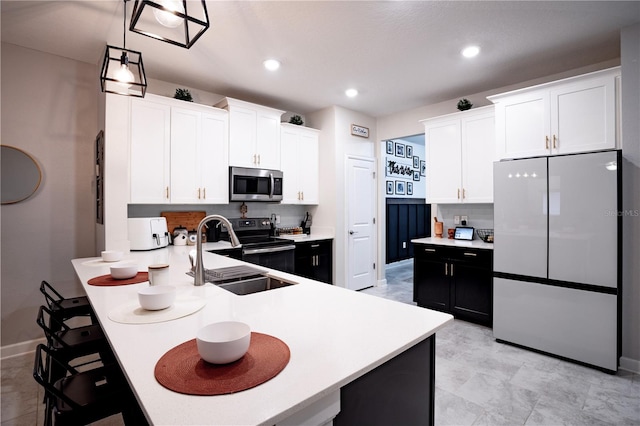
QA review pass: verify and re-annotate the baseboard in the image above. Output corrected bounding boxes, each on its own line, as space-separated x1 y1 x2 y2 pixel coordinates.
1 337 46 360
619 356 640 374
376 278 387 287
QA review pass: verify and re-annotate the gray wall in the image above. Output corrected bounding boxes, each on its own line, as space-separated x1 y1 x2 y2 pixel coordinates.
1 43 98 347
620 23 640 371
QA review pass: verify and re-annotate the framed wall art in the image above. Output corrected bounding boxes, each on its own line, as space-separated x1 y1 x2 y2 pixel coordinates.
406 145 413 158
420 160 426 176
386 140 394 155
407 182 414 195
413 156 419 169
395 180 405 195
386 180 394 195
395 142 405 157
413 171 420 181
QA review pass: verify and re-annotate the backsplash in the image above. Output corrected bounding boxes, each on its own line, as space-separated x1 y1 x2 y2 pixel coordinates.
128 203 310 230
436 203 494 234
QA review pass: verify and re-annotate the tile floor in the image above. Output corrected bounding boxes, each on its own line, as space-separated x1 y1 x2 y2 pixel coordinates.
2 259 638 425
360 258 640 425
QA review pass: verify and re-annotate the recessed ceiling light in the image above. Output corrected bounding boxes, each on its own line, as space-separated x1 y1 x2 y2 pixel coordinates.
263 59 280 71
461 45 480 58
345 88 358 98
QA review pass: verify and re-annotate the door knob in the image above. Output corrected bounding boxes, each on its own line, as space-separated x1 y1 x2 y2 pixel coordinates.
349 230 357 235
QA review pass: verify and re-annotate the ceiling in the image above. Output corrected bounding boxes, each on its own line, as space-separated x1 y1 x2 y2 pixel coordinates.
1 1 639 117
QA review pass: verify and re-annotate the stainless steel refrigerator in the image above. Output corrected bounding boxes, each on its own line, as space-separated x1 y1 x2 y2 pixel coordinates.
493 150 621 372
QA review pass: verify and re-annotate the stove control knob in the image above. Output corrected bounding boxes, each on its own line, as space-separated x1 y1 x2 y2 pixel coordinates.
262 220 270 226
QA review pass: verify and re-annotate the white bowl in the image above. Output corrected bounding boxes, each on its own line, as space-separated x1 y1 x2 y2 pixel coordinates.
196 321 251 364
109 262 139 280
101 250 123 262
137 285 176 310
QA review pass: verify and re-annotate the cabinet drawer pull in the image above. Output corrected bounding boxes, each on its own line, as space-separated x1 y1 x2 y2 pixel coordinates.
457 188 460 199
451 264 454 277
545 135 550 149
424 248 436 252
311 244 320 248
463 252 477 257
445 263 448 275
553 134 557 149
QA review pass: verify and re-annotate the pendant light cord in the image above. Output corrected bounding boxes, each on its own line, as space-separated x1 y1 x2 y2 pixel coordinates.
122 0 127 49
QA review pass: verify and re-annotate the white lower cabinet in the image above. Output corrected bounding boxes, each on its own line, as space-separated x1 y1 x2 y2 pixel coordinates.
280 123 320 204
130 94 228 204
489 67 619 159
421 106 495 204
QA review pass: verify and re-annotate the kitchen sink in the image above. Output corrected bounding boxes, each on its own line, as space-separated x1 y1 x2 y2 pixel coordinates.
216 275 297 295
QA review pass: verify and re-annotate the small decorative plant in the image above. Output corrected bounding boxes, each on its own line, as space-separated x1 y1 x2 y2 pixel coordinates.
457 98 472 111
174 88 193 102
289 115 304 125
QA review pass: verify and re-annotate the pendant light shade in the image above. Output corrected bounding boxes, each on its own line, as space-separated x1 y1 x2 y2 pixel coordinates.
100 0 147 97
100 46 147 97
129 0 209 49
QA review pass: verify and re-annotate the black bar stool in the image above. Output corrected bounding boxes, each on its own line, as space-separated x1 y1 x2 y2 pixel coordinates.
33 344 148 426
40 280 96 326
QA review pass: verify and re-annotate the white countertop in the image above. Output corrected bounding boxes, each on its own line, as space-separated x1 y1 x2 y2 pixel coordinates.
411 237 494 250
72 246 451 425
278 232 334 242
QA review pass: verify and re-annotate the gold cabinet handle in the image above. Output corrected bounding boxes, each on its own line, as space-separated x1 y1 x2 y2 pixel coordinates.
253 154 257 164
203 188 206 199
457 188 460 199
553 135 557 149
166 187 169 199
198 188 201 199
545 136 550 150
462 188 466 199
301 191 304 201
257 154 261 165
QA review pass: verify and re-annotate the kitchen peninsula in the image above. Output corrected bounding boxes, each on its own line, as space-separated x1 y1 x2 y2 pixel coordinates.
72 245 452 425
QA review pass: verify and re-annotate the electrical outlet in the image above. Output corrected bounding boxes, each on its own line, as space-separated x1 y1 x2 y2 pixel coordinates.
461 215 468 225
454 215 460 225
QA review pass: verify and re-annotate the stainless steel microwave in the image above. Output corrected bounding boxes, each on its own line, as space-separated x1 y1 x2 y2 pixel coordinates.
229 167 283 202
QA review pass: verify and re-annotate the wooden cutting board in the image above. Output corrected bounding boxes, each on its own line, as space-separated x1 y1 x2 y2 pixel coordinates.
161 211 207 234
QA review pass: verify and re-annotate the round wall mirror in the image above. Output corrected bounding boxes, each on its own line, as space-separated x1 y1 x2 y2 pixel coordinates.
1 145 42 205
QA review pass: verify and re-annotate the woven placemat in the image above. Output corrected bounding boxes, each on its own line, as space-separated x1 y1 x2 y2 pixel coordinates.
154 332 290 395
88 272 148 286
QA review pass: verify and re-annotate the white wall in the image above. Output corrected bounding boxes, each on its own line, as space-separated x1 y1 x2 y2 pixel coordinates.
620 23 640 373
1 43 98 348
307 106 377 287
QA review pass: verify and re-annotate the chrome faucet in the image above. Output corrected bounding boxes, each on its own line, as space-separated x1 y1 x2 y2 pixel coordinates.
194 215 242 286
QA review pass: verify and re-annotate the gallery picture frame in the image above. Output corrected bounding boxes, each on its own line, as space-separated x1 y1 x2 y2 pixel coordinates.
395 142 405 157
413 156 419 169
386 140 394 155
406 145 413 158
420 160 426 176
386 180 394 195
395 180 405 195
413 171 420 181
407 182 414 195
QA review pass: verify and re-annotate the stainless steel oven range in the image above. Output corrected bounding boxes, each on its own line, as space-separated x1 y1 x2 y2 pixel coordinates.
208 217 295 274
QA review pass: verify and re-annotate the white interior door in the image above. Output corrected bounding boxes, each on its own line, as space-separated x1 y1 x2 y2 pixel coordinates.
346 157 376 291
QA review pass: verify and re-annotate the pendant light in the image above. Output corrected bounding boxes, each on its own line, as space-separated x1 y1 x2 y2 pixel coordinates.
100 0 147 97
129 0 209 49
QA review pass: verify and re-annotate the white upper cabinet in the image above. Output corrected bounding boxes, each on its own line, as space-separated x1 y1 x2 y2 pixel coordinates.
130 98 171 203
130 94 228 204
215 98 284 170
170 106 228 204
488 67 620 160
421 106 495 204
280 123 320 204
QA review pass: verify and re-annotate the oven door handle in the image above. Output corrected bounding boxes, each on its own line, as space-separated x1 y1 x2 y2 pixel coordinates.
243 245 296 255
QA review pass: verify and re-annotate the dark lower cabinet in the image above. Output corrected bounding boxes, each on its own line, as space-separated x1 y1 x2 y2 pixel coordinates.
414 244 493 327
294 239 332 284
